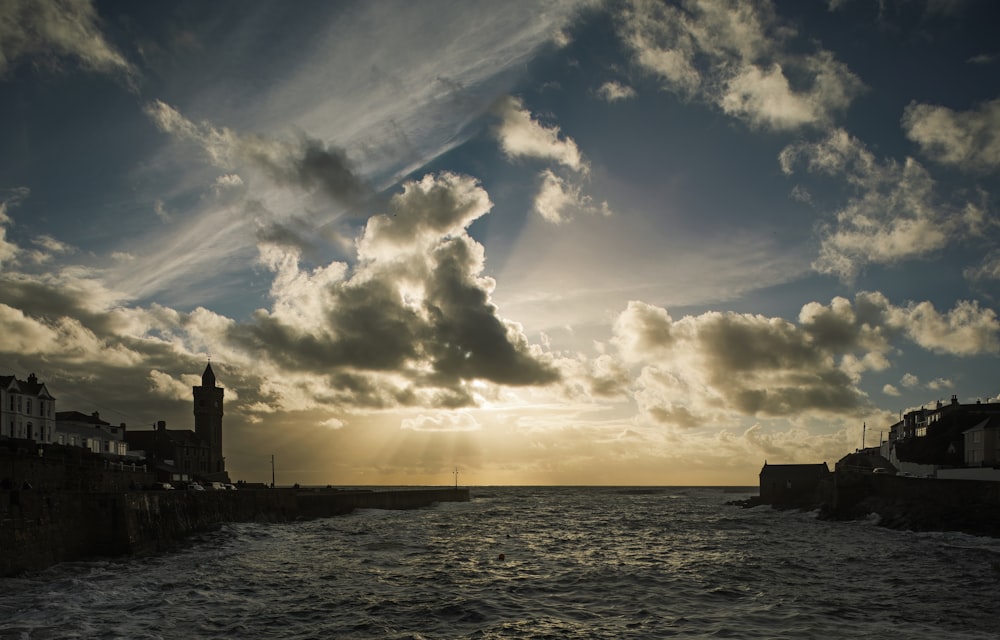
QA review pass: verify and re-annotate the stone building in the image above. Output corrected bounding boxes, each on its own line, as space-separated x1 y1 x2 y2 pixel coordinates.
0 373 56 443
126 420 210 482
759 462 831 506
194 362 226 478
124 363 229 483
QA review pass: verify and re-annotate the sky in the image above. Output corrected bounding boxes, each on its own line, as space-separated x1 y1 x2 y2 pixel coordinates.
1 0 999 486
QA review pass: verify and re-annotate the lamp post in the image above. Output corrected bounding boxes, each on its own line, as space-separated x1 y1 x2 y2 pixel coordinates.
271 454 276 488
453 467 458 489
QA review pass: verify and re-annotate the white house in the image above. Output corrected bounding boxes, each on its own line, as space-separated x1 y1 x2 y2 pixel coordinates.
0 373 56 443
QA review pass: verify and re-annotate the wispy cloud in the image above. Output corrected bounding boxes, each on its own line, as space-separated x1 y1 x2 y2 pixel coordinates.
0 0 136 82
780 129 989 281
619 0 864 131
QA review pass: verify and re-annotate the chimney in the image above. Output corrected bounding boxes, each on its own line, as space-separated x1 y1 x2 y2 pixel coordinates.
27 373 37 384
951 394 959 406
92 411 100 419
156 420 166 431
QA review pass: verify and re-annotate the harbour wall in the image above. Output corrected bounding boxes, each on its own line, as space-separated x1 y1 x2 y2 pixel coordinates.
0 487 470 577
826 469 1000 535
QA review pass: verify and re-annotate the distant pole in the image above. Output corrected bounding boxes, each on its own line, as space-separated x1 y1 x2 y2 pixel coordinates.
271 454 275 488
453 467 458 488
862 422 866 450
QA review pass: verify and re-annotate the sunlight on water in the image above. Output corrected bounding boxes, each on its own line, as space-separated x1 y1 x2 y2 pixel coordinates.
2 487 1000 639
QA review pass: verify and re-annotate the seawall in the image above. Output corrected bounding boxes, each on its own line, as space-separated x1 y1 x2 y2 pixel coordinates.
824 469 1000 536
1 487 470 577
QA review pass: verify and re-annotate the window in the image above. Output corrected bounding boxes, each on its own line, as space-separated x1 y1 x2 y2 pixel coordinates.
8 395 13 410
16 396 21 412
26 399 31 415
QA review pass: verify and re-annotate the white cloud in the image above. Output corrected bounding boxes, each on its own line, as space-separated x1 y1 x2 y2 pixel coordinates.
927 377 953 391
901 373 920 388
533 170 612 224
883 384 900 396
0 0 136 80
596 80 637 102
903 299 1000 356
493 95 588 173
780 129 986 281
902 98 1000 172
619 0 864 131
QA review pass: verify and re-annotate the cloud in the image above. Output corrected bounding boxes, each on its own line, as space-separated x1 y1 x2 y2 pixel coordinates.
619 0 864 131
145 100 369 206
401 412 480 432
612 300 873 427
903 299 1000 356
0 0 135 80
780 129 988 281
902 98 1000 172
231 172 559 408
964 250 1000 283
883 384 900 396
596 80 637 102
533 169 611 224
901 373 920 388
610 292 1000 429
0 190 28 266
927 377 953 391
493 95 588 173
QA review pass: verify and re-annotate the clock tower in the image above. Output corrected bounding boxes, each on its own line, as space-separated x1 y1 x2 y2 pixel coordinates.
193 362 227 479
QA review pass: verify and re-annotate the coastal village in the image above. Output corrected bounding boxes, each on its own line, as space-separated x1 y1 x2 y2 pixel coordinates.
3 361 1000 573
0 364 469 576
1 363 234 490
756 395 1000 535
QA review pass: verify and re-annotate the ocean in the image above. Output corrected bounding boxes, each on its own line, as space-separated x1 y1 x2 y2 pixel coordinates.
2 486 999 639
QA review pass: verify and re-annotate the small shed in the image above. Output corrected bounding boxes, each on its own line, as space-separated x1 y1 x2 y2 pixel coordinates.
759 462 831 506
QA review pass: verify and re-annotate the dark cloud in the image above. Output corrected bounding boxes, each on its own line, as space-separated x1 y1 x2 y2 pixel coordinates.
247 137 369 207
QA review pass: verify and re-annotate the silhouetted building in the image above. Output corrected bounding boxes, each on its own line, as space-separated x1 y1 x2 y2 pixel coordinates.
54 411 129 455
126 420 210 482
964 417 1000 467
124 363 229 483
759 462 830 506
194 363 226 478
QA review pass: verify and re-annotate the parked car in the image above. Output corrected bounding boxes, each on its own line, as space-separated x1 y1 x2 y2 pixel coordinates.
224 483 237 491
150 482 175 490
208 482 227 490
872 467 889 474
187 483 205 491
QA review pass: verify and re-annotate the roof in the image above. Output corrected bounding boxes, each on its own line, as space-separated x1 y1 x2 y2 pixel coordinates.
55 411 111 426
126 428 208 449
760 462 830 478
202 362 216 387
964 416 1000 434
0 374 55 399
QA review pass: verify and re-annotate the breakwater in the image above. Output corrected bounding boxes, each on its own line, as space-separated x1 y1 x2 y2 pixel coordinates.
823 469 1000 535
0 487 470 577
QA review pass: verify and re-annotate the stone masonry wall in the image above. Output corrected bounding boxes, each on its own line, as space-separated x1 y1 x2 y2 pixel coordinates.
1 487 470 576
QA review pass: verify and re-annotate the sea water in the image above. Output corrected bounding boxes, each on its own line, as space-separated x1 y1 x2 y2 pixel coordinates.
1 486 999 639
